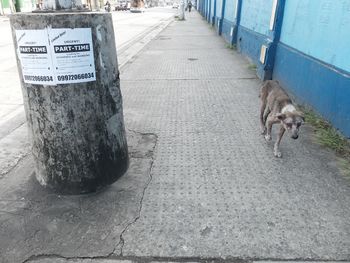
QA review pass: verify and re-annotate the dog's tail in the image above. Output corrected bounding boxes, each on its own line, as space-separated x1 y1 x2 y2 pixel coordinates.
260 80 278 98
259 81 268 98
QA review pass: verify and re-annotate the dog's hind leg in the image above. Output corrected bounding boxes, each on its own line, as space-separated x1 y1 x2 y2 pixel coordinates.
263 107 270 125
260 103 268 134
259 84 270 134
274 125 285 157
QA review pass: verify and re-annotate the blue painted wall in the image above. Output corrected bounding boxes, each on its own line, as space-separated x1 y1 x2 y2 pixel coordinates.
273 43 350 137
207 0 211 21
273 0 350 137
210 0 215 20
224 0 236 22
237 0 275 80
240 0 274 36
216 0 222 18
280 0 350 73
220 0 236 43
198 0 350 137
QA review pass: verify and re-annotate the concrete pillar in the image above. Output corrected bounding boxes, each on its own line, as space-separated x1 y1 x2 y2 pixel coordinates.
10 13 129 194
262 0 286 80
218 0 226 35
231 0 242 45
179 0 185 20
212 0 216 25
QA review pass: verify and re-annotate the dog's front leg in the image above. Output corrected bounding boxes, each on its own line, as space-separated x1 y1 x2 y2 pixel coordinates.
274 125 285 158
264 115 278 141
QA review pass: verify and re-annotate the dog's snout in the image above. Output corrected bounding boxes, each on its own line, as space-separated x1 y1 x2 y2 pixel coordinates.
292 135 299 140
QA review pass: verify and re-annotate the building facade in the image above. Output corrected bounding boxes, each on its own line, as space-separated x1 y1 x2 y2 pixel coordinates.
197 0 350 138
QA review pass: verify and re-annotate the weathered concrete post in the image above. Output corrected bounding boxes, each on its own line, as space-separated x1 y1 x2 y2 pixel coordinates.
9 1 129 194
179 0 185 20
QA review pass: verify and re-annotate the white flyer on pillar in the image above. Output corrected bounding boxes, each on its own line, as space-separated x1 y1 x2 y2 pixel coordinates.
49 28 96 84
15 29 55 85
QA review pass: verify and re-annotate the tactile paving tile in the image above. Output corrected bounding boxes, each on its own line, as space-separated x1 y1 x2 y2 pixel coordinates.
162 19 217 37
121 48 255 80
121 77 350 259
153 35 227 50
119 13 350 261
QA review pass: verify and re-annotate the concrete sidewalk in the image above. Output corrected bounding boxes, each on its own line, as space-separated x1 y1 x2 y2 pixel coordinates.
0 11 350 263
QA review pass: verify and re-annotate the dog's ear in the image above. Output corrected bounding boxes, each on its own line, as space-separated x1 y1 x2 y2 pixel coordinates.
276 113 286 120
296 111 305 123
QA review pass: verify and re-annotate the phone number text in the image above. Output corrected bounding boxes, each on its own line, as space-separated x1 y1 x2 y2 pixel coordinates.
57 73 95 81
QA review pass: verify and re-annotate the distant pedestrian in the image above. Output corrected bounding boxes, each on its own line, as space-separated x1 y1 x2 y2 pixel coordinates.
105 0 111 12
188 1 192 12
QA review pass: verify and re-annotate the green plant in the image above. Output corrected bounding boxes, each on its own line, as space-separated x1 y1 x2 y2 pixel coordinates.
304 110 349 155
226 44 237 50
338 158 350 178
248 64 257 70
303 108 350 177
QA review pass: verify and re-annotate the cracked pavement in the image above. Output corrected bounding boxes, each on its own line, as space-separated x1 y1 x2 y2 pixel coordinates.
1 10 350 263
0 130 157 262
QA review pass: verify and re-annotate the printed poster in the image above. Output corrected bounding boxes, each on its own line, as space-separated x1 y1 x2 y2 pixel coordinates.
15 28 96 85
15 29 55 85
50 28 96 84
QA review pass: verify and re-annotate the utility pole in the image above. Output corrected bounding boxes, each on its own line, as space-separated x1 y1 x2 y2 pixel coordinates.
93 0 100 11
179 0 185 20
10 0 129 194
0 0 3 15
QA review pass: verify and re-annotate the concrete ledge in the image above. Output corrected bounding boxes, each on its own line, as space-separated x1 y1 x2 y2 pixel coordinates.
221 18 235 44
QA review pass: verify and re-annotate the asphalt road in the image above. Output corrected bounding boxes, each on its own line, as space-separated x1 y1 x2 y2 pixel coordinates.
111 7 176 51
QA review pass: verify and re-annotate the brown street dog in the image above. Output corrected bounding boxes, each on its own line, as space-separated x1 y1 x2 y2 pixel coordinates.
260 80 304 158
